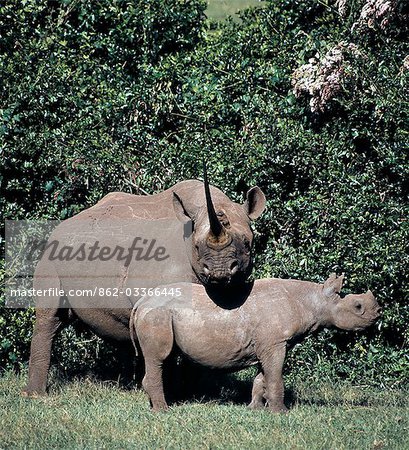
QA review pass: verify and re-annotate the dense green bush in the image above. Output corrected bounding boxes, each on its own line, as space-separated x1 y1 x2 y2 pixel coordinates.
1 0 206 220
1 0 408 385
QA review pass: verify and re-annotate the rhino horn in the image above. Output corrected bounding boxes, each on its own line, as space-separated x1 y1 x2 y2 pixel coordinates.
203 162 223 237
203 163 230 246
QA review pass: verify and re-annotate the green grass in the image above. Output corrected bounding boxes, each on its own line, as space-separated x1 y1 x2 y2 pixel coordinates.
1 371 408 449
205 0 265 21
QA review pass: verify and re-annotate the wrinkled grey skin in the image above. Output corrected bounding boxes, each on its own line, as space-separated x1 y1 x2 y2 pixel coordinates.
23 180 266 397
130 274 380 412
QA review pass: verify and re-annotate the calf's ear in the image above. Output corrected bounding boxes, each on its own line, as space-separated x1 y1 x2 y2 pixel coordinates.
365 289 375 299
323 273 344 298
244 187 266 220
173 192 192 223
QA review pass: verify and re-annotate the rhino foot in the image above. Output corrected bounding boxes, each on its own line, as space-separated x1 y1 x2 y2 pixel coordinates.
267 404 289 414
21 390 46 399
248 400 265 410
151 404 169 413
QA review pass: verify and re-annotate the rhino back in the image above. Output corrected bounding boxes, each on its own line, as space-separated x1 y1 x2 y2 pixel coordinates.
70 179 234 222
73 180 205 221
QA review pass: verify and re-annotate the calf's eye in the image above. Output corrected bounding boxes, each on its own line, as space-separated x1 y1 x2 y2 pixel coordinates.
354 302 364 314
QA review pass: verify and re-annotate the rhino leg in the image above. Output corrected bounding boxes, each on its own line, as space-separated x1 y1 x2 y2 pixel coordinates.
22 262 70 397
22 307 70 397
260 344 288 413
137 309 174 411
248 372 265 409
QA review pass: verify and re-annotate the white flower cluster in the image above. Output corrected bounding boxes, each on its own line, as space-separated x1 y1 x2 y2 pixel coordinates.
335 0 348 17
336 0 405 31
292 43 361 113
352 0 396 30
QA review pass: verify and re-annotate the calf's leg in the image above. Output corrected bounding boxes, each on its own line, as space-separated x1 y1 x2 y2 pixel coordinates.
248 372 265 409
260 344 288 413
136 310 174 411
142 358 169 411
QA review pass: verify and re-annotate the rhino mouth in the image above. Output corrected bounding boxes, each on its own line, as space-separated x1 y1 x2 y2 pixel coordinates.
201 270 233 285
354 312 381 330
199 265 249 286
207 276 232 285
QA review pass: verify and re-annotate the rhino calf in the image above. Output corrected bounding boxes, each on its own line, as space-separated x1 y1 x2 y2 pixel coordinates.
130 274 380 412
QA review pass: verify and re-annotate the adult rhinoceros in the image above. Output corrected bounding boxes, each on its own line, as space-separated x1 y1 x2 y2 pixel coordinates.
22 174 266 396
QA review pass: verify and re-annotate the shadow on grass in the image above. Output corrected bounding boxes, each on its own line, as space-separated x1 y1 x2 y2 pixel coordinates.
163 362 255 407
49 343 142 392
48 347 408 409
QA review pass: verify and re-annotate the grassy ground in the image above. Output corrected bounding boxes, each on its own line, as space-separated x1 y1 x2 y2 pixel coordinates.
205 0 265 20
1 371 408 449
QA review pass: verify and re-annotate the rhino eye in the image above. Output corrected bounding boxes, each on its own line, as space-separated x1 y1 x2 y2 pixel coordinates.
217 211 230 228
355 303 363 312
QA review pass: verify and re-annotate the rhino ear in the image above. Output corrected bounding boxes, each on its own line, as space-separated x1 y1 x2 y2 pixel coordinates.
244 187 266 220
172 192 191 223
365 289 375 299
323 273 344 298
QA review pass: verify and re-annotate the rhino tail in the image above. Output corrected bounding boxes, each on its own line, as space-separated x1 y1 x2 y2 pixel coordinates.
129 296 147 357
129 305 139 357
